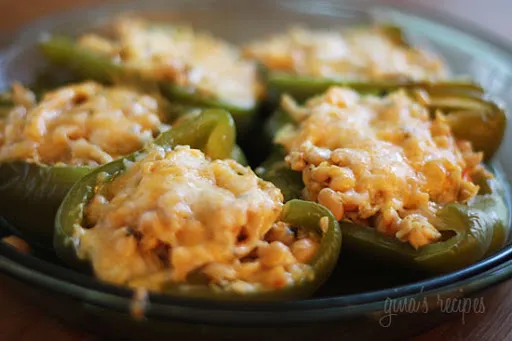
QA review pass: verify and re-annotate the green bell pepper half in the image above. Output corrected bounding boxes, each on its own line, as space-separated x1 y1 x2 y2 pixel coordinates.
54 112 341 300
258 90 509 273
258 24 484 101
39 36 256 131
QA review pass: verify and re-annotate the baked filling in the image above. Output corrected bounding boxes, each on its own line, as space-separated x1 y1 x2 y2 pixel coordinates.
0 82 168 166
77 146 319 293
244 26 446 81
79 17 262 109
276 87 487 248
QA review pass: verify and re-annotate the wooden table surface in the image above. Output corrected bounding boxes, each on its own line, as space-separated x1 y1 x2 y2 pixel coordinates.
0 0 511 340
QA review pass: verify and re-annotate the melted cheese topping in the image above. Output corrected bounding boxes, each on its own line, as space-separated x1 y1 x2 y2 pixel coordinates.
244 26 447 81
78 17 262 109
78 146 318 293
0 82 167 166
277 87 487 248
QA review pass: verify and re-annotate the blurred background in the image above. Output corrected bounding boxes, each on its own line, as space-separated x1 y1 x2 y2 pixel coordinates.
0 0 510 44
392 0 511 43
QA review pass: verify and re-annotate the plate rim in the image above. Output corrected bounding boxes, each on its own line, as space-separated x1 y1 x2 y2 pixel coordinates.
1 0 512 324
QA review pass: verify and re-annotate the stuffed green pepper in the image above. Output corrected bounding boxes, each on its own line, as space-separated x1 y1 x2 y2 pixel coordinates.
0 81 208 247
55 112 341 300
259 86 509 273
40 17 264 129
244 25 483 100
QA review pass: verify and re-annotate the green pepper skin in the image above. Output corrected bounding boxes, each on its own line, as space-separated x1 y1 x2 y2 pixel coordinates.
168 109 247 165
257 146 302 202
0 162 92 247
266 73 485 102
39 37 256 130
55 110 341 300
423 92 507 161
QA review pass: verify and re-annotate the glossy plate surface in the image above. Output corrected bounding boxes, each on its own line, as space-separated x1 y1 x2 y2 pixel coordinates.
0 1 511 339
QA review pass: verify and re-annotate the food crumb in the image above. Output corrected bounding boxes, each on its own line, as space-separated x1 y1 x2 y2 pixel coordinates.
129 288 149 320
1 236 30 254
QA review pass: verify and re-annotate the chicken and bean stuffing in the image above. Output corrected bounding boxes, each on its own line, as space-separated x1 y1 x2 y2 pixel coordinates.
77 146 320 293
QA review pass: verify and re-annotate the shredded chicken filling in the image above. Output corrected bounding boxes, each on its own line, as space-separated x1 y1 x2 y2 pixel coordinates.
0 82 167 166
276 87 487 248
244 26 446 81
78 17 261 109
78 146 318 293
